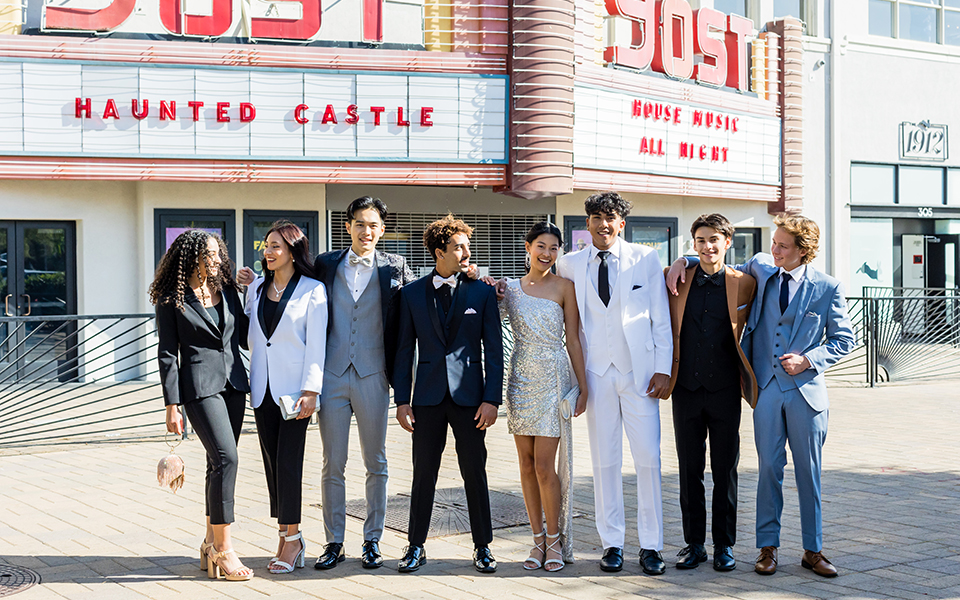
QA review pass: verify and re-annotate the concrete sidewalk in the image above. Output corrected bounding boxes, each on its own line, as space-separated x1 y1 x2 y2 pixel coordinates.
1 382 959 600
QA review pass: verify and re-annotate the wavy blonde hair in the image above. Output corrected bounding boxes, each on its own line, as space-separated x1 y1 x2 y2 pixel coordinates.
773 214 819 265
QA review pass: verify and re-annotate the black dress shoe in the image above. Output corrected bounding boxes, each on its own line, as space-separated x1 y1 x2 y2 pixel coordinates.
600 547 624 572
713 545 736 571
640 549 666 575
361 540 383 569
473 546 497 573
314 542 345 570
676 543 708 569
398 545 426 573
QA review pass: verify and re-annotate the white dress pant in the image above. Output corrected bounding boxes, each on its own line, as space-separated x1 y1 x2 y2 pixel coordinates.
586 364 663 551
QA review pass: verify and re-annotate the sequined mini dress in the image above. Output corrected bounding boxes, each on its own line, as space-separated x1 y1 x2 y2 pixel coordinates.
501 279 573 437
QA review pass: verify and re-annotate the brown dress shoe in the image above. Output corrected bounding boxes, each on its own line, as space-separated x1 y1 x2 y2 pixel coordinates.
802 551 838 578
755 546 778 575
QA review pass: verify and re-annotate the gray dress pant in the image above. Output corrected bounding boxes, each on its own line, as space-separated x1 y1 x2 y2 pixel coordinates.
318 366 390 543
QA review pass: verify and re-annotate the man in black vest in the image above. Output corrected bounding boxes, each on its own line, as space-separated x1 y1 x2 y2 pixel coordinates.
664 214 757 572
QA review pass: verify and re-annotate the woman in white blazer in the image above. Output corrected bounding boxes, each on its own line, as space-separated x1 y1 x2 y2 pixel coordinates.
245 221 327 575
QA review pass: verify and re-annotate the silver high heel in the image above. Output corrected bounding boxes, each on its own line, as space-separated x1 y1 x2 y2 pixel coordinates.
269 532 305 574
543 532 564 572
523 530 545 570
267 530 286 568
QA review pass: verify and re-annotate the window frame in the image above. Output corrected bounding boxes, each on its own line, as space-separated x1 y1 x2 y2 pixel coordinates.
869 0 960 46
154 209 236 267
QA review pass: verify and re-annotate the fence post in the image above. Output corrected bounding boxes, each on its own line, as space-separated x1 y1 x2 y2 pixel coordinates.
868 298 878 388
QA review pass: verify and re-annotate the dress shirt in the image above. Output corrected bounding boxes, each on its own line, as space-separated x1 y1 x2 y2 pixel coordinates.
589 238 620 298
345 249 375 302
778 263 806 305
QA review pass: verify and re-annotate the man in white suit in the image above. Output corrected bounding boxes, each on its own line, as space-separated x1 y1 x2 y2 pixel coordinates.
556 192 673 575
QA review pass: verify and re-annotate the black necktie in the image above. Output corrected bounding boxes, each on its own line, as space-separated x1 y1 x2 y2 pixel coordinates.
598 251 611 307
779 272 791 314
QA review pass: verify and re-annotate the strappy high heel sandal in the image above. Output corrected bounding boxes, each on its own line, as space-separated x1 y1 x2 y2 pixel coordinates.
200 540 213 571
523 530 545 570
267 530 286 568
544 532 564 572
207 547 255 581
269 532 305 574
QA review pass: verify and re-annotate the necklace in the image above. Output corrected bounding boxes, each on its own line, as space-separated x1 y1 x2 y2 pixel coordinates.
272 280 287 297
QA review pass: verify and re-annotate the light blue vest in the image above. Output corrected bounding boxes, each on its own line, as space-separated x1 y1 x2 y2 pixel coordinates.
752 276 800 392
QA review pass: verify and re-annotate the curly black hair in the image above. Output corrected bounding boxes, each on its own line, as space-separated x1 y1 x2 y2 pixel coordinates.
149 229 240 310
584 191 632 219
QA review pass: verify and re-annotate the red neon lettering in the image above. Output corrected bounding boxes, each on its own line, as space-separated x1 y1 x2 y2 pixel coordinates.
716 114 723 129
159 0 232 37
420 107 434 127
699 145 707 160
103 99 120 120
724 14 752 92
706 112 714 128
732 117 739 133
644 102 653 119
294 104 309 124
722 147 729 162
633 99 643 117
345 104 360 125
216 102 230 123
321 104 338 124
363 0 383 42
251 0 321 39
159 100 176 121
603 0 655 71
654 103 663 121
664 105 671 122
692 8 727 87
673 107 682 124
711 146 720 161
657 139 664 155
45 0 135 32
693 110 703 126
188 101 204 122
239 102 256 122
652 0 693 80
640 137 649 154
397 107 410 127
370 106 385 125
680 141 690 158
75 98 91 119
131 99 148 120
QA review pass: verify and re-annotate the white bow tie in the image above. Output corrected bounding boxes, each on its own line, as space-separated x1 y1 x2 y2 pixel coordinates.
433 274 457 289
348 254 374 267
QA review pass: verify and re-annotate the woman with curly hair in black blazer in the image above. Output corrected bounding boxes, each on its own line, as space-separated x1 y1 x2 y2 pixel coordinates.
150 229 254 582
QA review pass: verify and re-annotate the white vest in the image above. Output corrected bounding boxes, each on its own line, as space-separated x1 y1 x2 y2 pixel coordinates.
583 270 632 376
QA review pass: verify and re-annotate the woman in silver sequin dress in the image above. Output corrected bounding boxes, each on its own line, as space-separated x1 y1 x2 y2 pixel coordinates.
497 222 588 573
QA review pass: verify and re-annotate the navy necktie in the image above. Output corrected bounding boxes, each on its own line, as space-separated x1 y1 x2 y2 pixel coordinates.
779 272 791 314
598 251 611 307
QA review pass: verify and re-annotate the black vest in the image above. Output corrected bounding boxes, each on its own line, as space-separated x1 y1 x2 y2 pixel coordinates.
677 270 740 392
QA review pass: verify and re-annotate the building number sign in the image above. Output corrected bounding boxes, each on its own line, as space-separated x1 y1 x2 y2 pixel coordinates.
900 122 948 161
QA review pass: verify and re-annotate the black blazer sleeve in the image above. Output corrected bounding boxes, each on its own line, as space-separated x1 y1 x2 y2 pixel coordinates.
392 285 417 406
480 283 504 406
157 302 182 407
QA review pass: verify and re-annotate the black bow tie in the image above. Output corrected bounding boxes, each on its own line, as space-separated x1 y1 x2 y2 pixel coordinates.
696 269 724 287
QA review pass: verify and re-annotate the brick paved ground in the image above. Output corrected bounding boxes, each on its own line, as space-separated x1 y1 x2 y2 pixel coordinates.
1 382 959 600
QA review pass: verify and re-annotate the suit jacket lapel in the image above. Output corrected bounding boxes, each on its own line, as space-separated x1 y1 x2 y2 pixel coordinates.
328 249 348 292
260 273 301 340
425 279 447 344
725 266 738 333
256 282 269 341
376 250 392 324
221 287 234 341
616 238 633 318
787 268 816 345
445 276 469 344
575 250 588 317
674 267 694 335
186 291 219 336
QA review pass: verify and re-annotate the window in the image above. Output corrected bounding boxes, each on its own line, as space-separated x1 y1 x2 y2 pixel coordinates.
898 166 944 206
714 0 747 17
731 227 762 266
869 0 960 46
242 211 319 278
773 0 802 19
851 164 896 205
331 212 549 280
154 209 235 266
625 217 678 268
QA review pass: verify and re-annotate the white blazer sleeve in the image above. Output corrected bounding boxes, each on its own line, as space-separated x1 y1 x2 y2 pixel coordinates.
300 282 328 395
643 249 674 376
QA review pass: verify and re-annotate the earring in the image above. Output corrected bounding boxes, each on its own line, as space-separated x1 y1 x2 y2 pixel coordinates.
525 253 531 271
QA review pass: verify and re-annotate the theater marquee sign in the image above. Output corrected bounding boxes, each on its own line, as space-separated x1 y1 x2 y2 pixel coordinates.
574 86 782 186
0 61 507 164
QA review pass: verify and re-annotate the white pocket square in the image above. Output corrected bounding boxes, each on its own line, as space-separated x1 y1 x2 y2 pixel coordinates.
464 308 477 315
737 304 749 311
806 311 819 317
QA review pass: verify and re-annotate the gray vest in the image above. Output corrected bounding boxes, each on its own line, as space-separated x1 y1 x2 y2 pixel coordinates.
325 259 386 378
753 275 800 392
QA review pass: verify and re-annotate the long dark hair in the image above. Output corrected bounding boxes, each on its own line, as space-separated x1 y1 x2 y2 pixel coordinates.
149 229 240 310
257 220 315 293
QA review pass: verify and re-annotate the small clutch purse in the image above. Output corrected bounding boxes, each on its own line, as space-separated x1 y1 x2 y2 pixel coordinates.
157 433 185 493
559 385 580 421
278 394 319 421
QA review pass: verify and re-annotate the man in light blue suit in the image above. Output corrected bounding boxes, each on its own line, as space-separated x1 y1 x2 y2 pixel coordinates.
668 214 854 578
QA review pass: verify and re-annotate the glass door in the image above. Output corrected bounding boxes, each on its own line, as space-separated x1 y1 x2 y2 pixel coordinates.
624 217 679 268
0 221 77 379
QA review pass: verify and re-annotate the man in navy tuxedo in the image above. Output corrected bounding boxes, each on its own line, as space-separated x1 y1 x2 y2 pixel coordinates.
393 214 504 574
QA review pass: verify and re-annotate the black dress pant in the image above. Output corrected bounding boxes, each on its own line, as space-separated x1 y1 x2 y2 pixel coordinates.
409 395 492 547
254 384 310 524
182 386 246 525
672 382 742 547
